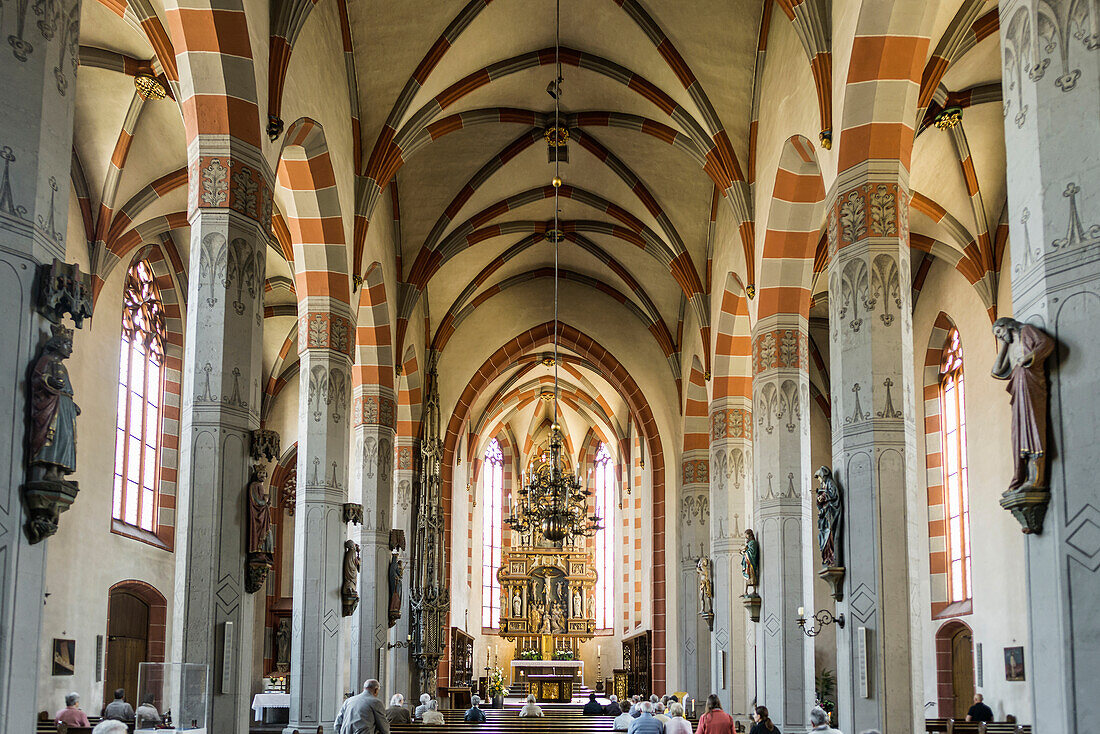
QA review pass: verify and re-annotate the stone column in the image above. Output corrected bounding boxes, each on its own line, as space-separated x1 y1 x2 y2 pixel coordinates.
708 398 753 712
998 3 1100 730
677 447 710 697
349 389 396 689
283 308 353 733
387 436 417 695
0 0 82 726
750 318 814 729
172 152 271 733
826 164 919 733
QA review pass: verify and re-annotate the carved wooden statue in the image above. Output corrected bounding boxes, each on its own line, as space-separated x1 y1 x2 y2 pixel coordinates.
247 465 273 554
814 466 843 568
387 552 403 628
29 325 79 483
274 618 291 672
696 555 714 629
740 529 759 591
991 317 1056 533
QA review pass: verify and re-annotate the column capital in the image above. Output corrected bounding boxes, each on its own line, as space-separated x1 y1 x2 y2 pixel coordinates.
187 141 274 230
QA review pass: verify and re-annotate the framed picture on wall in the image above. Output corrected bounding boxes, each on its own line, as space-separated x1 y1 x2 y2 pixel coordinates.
1004 646 1025 681
53 638 75 676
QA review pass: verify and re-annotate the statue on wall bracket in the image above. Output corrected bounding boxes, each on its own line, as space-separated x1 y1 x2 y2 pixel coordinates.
991 317 1056 534
245 464 275 593
696 555 714 630
815 466 846 601
342 539 361 616
740 528 761 623
388 529 405 627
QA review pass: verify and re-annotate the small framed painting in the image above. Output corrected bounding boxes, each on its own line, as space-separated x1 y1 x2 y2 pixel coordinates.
1004 646 1025 681
53 639 75 676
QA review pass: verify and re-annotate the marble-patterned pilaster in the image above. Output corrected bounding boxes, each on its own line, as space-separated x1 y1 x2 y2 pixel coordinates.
283 309 352 734
349 389 396 689
708 398 752 712
998 3 1100 730
677 447 710 697
751 318 814 729
0 0 82 726
826 163 919 733
173 151 272 734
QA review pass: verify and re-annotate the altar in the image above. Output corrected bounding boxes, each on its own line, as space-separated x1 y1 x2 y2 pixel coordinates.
510 659 584 694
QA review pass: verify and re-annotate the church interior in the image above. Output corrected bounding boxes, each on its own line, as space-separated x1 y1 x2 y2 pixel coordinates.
2 0 1097 731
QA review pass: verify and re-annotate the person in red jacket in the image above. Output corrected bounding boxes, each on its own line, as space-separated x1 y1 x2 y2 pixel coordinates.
56 692 91 727
695 694 735 734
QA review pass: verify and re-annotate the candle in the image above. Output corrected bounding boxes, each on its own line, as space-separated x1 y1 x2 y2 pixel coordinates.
597 644 601 657
797 606 805 617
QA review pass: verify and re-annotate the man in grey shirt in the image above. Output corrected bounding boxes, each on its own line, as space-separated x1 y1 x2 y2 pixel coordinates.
102 689 135 722
335 679 390 734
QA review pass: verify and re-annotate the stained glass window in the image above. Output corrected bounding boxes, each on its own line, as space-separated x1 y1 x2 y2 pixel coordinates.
939 328 971 602
482 439 504 628
593 443 615 629
112 260 166 533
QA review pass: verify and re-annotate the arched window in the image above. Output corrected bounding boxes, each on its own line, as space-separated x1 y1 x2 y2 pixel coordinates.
939 328 971 602
112 260 166 533
593 443 615 629
482 439 504 628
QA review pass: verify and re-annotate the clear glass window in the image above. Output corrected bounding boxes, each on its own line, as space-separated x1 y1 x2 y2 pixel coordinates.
482 439 504 627
939 328 972 602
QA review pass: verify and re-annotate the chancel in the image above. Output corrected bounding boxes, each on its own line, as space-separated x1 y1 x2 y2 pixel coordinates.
3 0 1097 733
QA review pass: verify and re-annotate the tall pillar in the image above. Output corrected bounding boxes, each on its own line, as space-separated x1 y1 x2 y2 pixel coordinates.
677 446 710 697
173 152 271 733
349 391 395 689
283 307 353 733
387 436 417 695
708 397 752 712
826 163 919 732
0 0 82 726
998 4 1100 730
750 318 814 729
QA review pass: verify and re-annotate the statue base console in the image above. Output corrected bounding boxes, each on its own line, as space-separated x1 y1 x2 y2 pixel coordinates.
20 479 79 544
741 592 761 623
818 566 846 602
1000 486 1049 535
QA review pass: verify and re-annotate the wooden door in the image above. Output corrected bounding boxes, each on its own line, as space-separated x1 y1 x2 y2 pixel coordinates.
950 628 974 719
105 591 149 705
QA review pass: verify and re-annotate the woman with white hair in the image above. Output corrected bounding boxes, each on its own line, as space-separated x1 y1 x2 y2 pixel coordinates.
55 692 90 727
91 721 128 734
665 702 692 734
422 698 445 725
414 692 432 720
518 693 544 717
386 693 412 724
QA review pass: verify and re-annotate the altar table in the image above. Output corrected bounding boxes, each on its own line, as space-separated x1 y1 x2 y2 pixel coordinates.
251 692 290 722
527 674 573 703
509 659 584 690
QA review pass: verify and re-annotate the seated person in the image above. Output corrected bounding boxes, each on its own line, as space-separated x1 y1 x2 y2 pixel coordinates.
628 701 664 734
654 702 671 724
604 694 621 717
465 694 487 723
92 722 128 734
135 693 161 729
519 694 544 718
414 692 432 720
664 702 692 734
422 699 445 725
614 700 634 731
966 694 994 723
387 693 412 725
584 692 605 715
103 688 135 721
56 692 91 727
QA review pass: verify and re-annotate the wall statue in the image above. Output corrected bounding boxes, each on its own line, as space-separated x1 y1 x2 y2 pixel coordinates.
341 540 361 616
244 465 274 593
740 529 759 591
991 317 1056 533
814 466 843 568
696 555 714 630
572 588 582 618
274 617 291 673
512 589 522 618
387 552 403 628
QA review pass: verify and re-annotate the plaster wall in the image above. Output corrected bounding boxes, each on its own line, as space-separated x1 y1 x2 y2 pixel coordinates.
912 259 1031 723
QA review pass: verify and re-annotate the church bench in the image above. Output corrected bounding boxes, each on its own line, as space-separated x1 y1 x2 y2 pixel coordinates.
924 721 1031 734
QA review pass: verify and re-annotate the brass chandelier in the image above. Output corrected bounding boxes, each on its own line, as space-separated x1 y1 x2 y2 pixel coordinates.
504 0 600 545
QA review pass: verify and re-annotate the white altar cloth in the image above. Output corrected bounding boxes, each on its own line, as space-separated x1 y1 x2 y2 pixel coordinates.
251 693 290 721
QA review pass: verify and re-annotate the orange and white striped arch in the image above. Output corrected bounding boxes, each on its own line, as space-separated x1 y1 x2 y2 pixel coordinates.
352 263 396 428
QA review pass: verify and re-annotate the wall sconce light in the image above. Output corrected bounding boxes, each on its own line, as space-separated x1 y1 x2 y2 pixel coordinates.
387 634 413 650
796 606 844 637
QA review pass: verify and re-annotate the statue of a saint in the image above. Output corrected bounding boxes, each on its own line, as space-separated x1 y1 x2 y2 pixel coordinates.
342 540 360 598
247 465 273 554
551 601 566 633
512 589 522 618
387 552 403 628
274 618 291 672
29 325 80 483
814 466 842 568
572 588 582 618
740 529 759 591
696 556 714 617
991 318 1055 494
